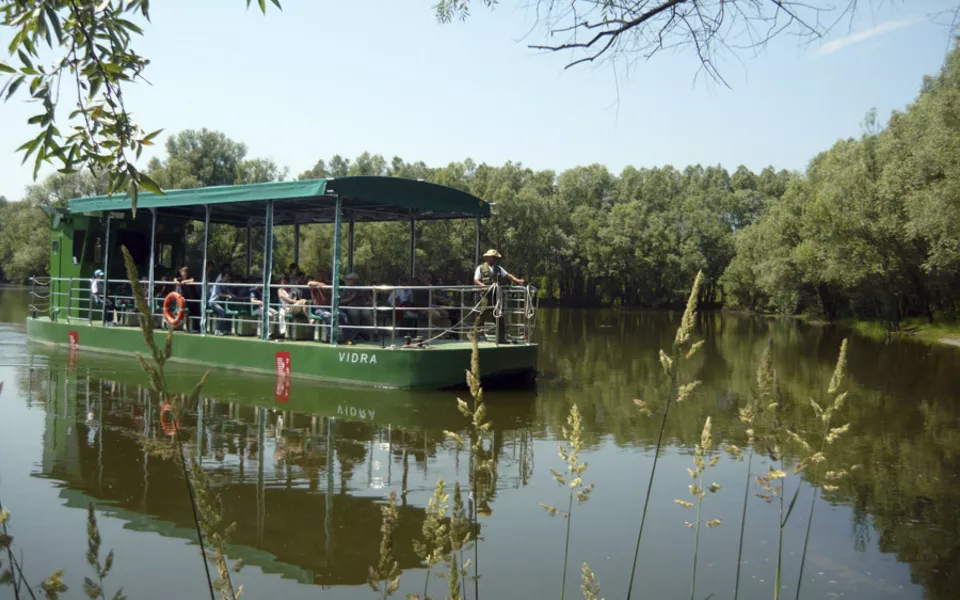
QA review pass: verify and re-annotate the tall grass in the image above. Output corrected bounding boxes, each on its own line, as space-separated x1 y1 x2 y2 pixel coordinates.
729 339 773 600
367 490 401 599
443 331 494 600
675 417 722 600
83 503 125 600
625 270 704 600
541 404 593 600
120 246 239 600
789 339 854 599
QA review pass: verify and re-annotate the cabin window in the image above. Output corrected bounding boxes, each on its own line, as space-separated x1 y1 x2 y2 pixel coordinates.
51 240 60 254
72 230 86 263
157 243 174 269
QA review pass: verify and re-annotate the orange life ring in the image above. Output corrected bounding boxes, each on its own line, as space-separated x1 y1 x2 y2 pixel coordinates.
162 292 186 326
159 402 179 436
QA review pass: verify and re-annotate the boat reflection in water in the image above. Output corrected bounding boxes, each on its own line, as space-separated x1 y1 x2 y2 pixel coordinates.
31 346 538 587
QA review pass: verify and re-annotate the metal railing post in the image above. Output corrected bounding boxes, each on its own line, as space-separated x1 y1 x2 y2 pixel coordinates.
261 202 274 341
459 289 465 341
200 205 211 335
148 208 157 319
330 196 343 346
66 277 73 323
102 215 112 327
391 293 397 347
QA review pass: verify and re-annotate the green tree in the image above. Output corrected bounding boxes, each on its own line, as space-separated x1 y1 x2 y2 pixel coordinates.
1 1 280 210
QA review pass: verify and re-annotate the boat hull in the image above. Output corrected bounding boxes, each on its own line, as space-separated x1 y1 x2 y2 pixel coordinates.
25 318 538 390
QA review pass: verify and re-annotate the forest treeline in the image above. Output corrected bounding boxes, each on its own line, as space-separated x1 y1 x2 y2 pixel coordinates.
4 44 960 326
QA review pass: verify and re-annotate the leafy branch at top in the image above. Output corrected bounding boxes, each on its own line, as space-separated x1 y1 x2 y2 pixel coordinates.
1 0 280 214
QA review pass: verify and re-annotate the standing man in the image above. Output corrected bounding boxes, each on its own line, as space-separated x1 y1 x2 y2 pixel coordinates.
472 249 524 342
473 249 525 287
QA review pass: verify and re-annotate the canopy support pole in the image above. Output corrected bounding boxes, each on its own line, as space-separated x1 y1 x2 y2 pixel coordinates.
293 222 300 265
200 205 211 335
101 215 111 327
147 208 157 314
331 196 343 346
246 225 252 277
409 212 416 279
261 201 274 341
475 216 481 266
347 215 355 274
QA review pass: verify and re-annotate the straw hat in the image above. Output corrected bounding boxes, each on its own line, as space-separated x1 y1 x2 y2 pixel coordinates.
482 249 502 259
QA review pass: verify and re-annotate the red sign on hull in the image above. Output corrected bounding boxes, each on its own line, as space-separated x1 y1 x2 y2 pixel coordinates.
67 330 79 371
275 351 291 402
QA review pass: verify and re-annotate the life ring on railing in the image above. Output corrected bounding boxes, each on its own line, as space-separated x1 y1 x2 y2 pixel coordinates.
162 292 186 326
159 402 179 436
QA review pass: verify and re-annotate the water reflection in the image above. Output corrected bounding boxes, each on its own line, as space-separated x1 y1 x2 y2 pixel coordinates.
26 354 538 587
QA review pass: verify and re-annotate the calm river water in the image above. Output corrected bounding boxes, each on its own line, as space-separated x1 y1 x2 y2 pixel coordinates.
1 287 958 600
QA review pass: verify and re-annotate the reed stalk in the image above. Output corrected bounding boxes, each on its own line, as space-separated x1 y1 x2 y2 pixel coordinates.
443 481 472 600
120 246 238 600
368 490 401 599
791 339 854 600
413 478 450 599
443 330 494 600
0 500 38 600
675 417 722 600
729 339 775 600
626 271 704 600
541 404 593 600
83 503 125 600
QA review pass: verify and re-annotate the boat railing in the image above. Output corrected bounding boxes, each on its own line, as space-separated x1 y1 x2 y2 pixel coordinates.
30 276 539 346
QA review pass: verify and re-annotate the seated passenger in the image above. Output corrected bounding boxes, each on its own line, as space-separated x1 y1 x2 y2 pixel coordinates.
90 269 118 326
387 274 416 331
341 272 374 340
387 274 412 307
416 273 452 330
175 266 200 332
208 271 235 336
306 269 348 326
249 277 278 318
278 274 307 336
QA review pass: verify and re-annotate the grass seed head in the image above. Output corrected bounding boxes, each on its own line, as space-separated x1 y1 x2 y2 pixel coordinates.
581 562 603 600
674 270 703 348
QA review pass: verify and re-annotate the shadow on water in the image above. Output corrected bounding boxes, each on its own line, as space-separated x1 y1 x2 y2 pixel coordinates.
2 285 960 599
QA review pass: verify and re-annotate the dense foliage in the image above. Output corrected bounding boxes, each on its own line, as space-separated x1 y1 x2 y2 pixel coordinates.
722 45 960 324
4 43 960 327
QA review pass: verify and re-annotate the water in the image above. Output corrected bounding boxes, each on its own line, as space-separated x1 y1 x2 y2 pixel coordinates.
1 286 958 600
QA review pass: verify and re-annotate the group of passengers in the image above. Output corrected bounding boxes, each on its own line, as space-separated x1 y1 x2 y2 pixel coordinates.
92 248 524 341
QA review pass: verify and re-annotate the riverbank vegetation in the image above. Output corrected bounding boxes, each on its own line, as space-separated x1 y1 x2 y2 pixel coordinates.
5 44 960 334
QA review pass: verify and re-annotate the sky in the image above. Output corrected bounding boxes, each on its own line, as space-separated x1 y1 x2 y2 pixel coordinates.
0 0 958 201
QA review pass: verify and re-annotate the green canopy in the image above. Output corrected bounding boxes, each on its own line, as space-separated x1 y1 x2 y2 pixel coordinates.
67 176 490 225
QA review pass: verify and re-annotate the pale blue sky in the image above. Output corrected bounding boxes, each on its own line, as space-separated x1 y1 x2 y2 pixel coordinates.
0 0 957 200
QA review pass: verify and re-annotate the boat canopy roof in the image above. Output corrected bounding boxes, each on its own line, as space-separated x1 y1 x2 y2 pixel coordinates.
66 176 491 226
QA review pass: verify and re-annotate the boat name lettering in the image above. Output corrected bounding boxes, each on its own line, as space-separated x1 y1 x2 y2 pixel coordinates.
338 352 377 365
337 404 376 420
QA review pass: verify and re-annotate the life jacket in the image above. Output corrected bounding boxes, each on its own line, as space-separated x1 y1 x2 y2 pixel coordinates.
479 262 497 285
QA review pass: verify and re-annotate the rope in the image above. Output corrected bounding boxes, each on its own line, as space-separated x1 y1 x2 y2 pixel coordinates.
414 283 500 346
491 282 504 319
523 284 538 319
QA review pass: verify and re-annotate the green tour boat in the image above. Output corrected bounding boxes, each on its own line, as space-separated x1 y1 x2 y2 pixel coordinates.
26 176 539 389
